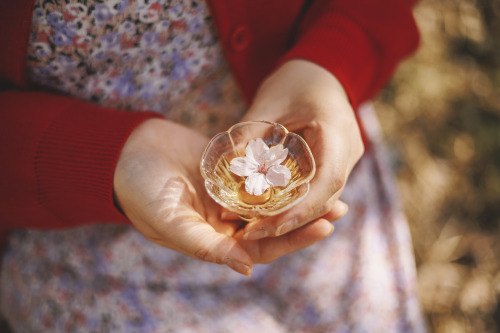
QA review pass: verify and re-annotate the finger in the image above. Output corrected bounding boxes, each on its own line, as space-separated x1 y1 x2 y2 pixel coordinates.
242 166 346 241
236 218 334 263
241 198 346 242
273 173 346 236
241 123 353 239
203 198 242 236
220 208 241 221
147 208 254 276
185 222 253 276
321 199 349 222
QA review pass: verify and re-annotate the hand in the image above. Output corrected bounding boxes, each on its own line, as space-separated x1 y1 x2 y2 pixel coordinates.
114 119 254 274
240 59 365 240
113 118 338 275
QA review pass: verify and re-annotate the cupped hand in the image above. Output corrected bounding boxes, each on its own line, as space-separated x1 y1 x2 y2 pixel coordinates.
240 59 365 240
113 118 336 275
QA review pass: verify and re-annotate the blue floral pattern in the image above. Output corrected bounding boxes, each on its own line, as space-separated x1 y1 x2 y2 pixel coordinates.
27 0 247 136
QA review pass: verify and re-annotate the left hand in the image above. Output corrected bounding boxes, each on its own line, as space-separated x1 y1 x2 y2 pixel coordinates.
239 59 365 240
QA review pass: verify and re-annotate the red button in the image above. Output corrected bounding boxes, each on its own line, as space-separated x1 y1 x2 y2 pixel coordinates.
229 25 251 52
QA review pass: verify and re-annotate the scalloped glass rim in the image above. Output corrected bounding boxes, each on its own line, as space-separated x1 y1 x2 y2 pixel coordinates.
200 121 316 220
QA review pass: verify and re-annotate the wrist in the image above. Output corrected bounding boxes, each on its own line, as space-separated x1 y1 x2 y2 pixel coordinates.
246 59 353 124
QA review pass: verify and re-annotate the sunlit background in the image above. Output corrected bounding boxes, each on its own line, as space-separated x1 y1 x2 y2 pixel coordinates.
374 0 500 331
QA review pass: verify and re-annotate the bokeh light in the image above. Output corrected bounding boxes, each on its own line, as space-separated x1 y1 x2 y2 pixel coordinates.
374 0 500 331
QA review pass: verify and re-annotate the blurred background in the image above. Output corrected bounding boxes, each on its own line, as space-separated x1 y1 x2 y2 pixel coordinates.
373 0 500 332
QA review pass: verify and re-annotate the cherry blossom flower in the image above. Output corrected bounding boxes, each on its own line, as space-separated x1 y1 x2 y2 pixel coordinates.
230 138 292 196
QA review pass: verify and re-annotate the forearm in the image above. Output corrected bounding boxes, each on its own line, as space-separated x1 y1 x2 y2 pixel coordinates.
278 0 420 108
0 90 161 231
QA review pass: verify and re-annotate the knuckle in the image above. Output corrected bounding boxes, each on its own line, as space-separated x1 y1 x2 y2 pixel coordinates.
260 257 275 264
300 185 343 222
300 203 323 222
328 174 345 195
306 204 320 220
321 197 336 215
193 248 216 263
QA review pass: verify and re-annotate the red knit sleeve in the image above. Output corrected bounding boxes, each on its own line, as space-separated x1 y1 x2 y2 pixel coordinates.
279 0 420 108
0 90 162 232
0 0 165 239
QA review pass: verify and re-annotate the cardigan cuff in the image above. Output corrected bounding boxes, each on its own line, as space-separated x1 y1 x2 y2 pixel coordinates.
278 1 419 109
278 13 377 109
35 99 162 225
0 90 162 230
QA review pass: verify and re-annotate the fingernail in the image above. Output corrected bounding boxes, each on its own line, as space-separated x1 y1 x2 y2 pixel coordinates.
225 258 252 276
276 218 299 236
243 229 269 240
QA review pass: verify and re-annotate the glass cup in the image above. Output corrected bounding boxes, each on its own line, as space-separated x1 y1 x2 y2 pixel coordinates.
200 121 315 221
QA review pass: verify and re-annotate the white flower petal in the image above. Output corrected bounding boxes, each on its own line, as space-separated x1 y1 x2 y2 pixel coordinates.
230 157 258 177
266 165 291 187
245 173 270 196
266 144 288 166
245 138 268 165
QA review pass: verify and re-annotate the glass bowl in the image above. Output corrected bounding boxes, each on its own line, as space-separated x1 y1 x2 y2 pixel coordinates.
200 121 315 220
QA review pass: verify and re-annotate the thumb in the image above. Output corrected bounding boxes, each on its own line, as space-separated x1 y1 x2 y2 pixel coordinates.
158 215 254 276
189 223 254 276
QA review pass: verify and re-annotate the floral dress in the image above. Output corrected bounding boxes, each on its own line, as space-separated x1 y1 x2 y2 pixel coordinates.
1 0 427 332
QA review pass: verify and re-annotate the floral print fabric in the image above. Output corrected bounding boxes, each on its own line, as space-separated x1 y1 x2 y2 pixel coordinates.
27 0 247 136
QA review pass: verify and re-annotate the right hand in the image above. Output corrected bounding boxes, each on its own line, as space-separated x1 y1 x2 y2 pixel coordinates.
240 60 364 240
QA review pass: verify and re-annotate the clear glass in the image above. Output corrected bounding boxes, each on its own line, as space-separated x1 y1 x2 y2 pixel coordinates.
200 121 316 221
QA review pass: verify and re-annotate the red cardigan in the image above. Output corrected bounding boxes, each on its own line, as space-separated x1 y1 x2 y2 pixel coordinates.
0 0 420 234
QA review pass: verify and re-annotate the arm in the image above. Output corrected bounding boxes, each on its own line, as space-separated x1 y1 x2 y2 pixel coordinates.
0 1 163 231
0 90 161 231
207 0 419 108
279 0 420 108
